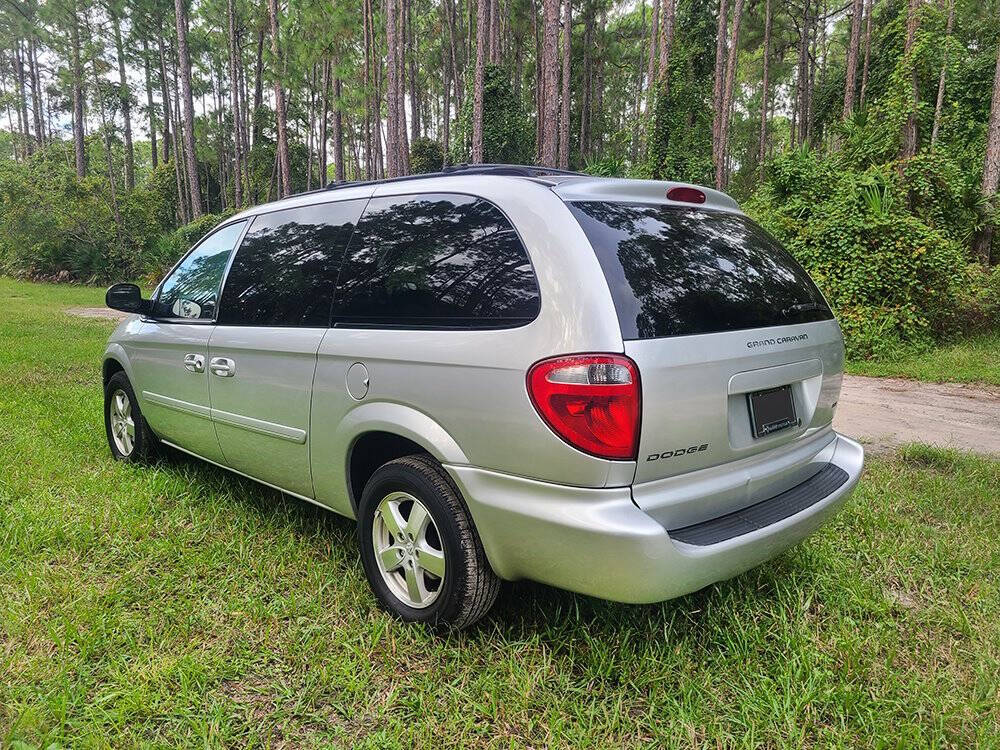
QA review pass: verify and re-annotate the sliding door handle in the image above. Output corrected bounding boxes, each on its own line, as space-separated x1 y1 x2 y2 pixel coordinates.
209 357 236 377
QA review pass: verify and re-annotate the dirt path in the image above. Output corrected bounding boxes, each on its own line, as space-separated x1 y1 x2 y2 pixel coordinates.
835 375 1000 456
66 306 128 321
68 304 996 456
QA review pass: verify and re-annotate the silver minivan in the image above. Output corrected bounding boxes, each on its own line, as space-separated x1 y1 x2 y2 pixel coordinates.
103 164 863 628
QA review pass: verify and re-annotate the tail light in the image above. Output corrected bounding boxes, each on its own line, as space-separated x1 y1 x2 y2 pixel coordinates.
527 354 641 461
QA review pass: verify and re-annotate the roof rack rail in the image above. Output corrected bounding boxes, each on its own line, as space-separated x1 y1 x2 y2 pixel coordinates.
325 163 584 191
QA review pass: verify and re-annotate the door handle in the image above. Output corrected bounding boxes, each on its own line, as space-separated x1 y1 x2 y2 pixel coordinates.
209 357 236 377
183 353 205 373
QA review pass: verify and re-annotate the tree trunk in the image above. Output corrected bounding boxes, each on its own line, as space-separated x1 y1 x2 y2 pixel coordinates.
859 0 873 107
898 0 921 162
175 0 203 216
490 0 502 62
252 25 265 147
142 38 158 169
794 4 809 146
28 38 44 149
442 0 452 163
472 0 488 162
645 0 660 96
408 0 420 142
973 38 1000 265
443 51 452 164
715 0 745 189
362 0 373 178
111 9 134 190
579 0 591 160
806 0 818 144
333 75 345 181
445 0 463 113
227 0 244 206
396 0 410 175
931 0 955 146
711 0 729 170
631 0 645 161
157 34 172 164
592 9 605 153
12 41 31 159
170 44 190 223
306 63 316 190
320 60 329 185
533 0 542 162
386 0 400 175
758 0 771 177
558 0 571 168
71 6 87 178
843 0 863 119
267 0 292 196
658 0 674 83
540 0 560 166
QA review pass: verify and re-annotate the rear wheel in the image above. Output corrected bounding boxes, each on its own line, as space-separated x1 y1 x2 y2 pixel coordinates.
357 454 499 628
104 371 157 463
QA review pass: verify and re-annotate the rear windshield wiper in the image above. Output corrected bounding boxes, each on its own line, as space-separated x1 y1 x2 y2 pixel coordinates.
782 302 828 317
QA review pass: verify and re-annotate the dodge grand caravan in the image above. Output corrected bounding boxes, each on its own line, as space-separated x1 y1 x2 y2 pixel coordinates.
103 164 863 628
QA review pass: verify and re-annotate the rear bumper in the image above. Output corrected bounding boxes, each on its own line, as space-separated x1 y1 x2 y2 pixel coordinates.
445 432 864 603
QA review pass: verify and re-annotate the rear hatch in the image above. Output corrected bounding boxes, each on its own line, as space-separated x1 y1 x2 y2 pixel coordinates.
564 197 844 490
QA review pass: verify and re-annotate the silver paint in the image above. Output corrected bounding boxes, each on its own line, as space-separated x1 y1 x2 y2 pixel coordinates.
104 172 863 604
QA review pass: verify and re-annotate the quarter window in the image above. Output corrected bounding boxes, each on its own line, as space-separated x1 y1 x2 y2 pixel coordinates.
152 220 247 320
332 194 540 328
218 200 365 327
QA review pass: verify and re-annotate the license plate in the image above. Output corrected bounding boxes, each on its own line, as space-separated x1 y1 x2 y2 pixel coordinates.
747 385 799 438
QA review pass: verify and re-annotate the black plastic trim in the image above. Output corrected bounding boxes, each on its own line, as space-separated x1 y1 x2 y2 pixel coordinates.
667 463 850 546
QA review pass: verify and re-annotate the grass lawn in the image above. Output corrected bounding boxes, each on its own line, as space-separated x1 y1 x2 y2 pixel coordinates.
846 331 1000 386
2 276 999 748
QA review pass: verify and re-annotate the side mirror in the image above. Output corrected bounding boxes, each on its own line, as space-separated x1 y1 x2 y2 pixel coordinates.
105 283 151 315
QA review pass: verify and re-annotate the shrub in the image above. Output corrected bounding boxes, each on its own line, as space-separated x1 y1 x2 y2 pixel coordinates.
746 149 967 359
410 137 445 174
0 154 170 282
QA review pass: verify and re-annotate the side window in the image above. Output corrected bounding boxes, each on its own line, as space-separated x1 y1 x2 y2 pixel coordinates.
332 193 540 328
217 200 365 327
152 220 247 320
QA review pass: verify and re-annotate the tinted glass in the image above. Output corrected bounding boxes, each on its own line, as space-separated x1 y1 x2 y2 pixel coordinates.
218 200 365 326
153 220 247 320
332 194 540 327
568 202 833 339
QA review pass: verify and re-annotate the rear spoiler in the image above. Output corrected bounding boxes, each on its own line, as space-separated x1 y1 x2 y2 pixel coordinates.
549 177 742 214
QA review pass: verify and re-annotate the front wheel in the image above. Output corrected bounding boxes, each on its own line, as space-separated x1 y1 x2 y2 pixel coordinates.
104 371 157 463
357 454 499 629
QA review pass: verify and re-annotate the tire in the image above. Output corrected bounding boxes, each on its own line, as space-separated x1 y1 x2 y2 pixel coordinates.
104 370 158 463
357 454 500 629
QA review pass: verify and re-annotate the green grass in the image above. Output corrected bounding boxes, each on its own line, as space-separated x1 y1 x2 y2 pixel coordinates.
2 276 1000 748
846 331 1000 386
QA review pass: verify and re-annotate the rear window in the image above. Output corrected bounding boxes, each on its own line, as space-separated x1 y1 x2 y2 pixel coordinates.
568 202 833 339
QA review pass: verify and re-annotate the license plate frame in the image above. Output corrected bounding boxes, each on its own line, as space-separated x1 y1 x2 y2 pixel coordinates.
747 385 799 439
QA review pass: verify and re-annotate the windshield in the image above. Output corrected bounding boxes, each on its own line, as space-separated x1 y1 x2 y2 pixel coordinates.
567 201 833 339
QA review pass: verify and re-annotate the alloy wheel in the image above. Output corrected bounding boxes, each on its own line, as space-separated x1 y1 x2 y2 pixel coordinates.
371 491 446 608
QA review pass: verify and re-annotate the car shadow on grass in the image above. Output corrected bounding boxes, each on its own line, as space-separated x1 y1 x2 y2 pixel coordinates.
151 445 814 644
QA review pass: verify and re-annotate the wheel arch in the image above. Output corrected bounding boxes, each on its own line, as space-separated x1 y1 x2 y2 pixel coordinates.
102 345 135 388
338 402 469 514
